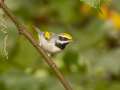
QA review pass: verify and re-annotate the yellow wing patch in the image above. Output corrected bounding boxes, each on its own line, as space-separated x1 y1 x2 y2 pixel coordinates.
44 31 52 40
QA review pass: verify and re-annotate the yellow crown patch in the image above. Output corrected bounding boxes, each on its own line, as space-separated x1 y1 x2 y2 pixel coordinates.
59 33 72 40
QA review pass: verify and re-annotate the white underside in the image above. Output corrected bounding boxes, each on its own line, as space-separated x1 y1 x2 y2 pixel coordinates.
39 34 61 54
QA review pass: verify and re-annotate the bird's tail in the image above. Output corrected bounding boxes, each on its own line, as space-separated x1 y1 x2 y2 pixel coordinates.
34 27 42 34
31 26 43 41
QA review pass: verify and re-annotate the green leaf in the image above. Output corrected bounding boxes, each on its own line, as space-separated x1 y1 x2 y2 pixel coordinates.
80 0 106 10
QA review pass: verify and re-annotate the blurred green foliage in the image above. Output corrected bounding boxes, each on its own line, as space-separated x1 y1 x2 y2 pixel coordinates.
0 0 120 90
80 0 106 9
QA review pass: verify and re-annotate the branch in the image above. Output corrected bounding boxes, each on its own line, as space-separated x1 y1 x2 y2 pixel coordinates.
0 1 73 90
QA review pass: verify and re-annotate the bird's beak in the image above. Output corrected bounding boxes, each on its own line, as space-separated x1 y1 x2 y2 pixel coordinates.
69 39 73 42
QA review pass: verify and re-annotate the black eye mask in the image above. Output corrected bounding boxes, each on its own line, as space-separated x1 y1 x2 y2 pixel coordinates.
59 36 69 41
55 42 69 50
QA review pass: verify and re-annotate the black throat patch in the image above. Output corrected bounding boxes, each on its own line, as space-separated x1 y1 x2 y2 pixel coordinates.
55 42 69 50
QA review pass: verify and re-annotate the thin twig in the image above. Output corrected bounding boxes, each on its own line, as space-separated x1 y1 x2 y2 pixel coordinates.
0 1 73 90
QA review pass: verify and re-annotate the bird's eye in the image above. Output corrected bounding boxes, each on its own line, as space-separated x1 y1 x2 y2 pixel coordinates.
59 36 68 41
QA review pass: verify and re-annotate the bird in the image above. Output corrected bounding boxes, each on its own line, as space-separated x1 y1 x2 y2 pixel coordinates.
35 27 73 55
